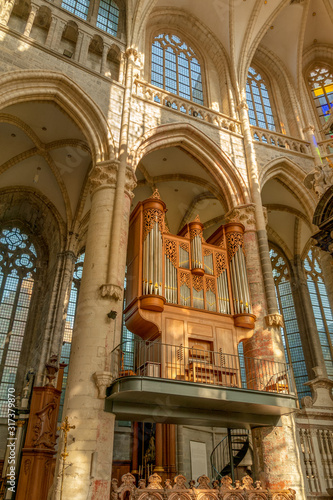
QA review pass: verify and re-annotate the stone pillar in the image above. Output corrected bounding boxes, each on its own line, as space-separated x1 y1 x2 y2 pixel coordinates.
0 0 15 26
45 15 58 48
100 41 111 76
73 29 84 62
78 32 92 65
51 18 66 52
154 423 164 473
303 125 322 166
52 160 120 500
131 422 139 475
291 255 327 378
23 2 39 37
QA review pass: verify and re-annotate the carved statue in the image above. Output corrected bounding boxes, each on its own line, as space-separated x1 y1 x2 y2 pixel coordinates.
304 159 333 198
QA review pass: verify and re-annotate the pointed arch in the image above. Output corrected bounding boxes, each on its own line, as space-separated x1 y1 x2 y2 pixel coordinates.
0 70 115 163
128 122 250 211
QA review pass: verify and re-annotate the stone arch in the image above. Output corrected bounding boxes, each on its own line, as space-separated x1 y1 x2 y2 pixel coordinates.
0 70 115 163
129 122 250 211
259 156 316 222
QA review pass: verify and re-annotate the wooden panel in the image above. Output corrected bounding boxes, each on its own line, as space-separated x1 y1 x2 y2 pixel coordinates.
188 322 213 337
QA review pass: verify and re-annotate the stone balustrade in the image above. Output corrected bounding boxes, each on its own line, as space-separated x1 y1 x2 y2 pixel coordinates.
318 139 333 158
113 473 296 500
133 79 242 135
251 126 311 155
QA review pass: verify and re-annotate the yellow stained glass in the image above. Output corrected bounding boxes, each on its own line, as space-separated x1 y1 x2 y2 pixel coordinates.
313 84 333 97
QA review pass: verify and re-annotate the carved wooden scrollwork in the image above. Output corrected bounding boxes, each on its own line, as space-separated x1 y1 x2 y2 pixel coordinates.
192 275 204 292
215 252 227 276
180 271 190 288
165 239 177 266
143 209 164 241
205 277 216 294
226 232 243 261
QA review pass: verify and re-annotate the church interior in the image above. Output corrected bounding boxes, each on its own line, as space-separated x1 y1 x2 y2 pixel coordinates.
0 0 333 499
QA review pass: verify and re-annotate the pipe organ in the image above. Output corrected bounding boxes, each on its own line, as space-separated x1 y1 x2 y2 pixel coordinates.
125 191 255 356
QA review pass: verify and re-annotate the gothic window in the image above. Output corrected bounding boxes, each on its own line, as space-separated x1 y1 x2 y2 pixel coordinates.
0 227 37 417
58 252 85 419
61 0 89 20
246 67 276 131
304 249 333 378
151 33 204 105
97 0 119 36
270 247 311 401
308 65 333 134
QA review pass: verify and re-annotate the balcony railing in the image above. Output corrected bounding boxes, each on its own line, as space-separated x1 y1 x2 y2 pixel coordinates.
110 340 296 396
251 126 311 155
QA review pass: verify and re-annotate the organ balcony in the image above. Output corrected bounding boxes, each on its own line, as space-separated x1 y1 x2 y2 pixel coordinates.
106 191 297 427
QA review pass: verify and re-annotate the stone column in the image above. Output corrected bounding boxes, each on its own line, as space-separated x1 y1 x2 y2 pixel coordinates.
45 15 58 48
303 125 322 166
0 0 15 26
52 160 120 500
78 32 92 65
154 423 164 473
23 2 39 37
291 255 327 377
73 29 84 62
100 41 111 76
50 18 66 52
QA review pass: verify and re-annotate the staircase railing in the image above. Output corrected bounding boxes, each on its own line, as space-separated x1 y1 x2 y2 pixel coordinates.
211 429 250 482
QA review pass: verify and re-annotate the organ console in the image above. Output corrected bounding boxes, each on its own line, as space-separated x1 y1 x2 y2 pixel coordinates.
124 190 256 359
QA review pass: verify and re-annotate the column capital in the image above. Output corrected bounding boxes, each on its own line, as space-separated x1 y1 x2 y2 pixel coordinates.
264 313 284 328
302 124 315 135
93 371 113 399
125 47 138 61
89 160 119 194
237 100 249 112
124 165 137 199
225 204 256 231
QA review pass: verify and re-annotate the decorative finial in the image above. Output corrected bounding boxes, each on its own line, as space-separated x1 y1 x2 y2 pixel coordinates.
152 188 161 199
194 214 201 222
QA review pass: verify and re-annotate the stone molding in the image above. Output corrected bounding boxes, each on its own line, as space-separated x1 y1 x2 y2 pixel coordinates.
100 283 123 301
93 371 113 399
89 160 119 194
124 166 137 199
225 204 256 231
264 313 284 328
301 366 333 409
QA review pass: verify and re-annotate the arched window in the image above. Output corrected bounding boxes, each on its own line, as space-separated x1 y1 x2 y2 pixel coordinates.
61 0 89 20
270 246 311 401
151 33 204 105
97 0 119 36
246 67 276 131
304 248 333 378
308 65 333 134
0 227 37 417
59 252 85 419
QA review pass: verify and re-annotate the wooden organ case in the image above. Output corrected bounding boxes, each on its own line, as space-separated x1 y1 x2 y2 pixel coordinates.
124 191 256 376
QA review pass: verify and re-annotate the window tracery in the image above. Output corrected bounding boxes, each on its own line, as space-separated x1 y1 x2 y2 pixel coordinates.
304 248 333 378
61 0 90 20
151 33 204 105
0 227 37 417
270 246 311 401
308 65 333 134
246 67 276 131
97 0 119 36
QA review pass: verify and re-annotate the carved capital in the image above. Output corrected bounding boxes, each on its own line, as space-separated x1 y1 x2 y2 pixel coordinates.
304 159 333 199
93 371 113 399
125 47 138 60
237 100 249 111
89 160 119 194
225 204 256 231
124 166 137 199
302 124 315 135
302 368 333 409
265 313 284 328
100 283 123 301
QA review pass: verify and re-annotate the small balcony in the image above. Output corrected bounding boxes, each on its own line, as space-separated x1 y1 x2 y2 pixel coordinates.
105 340 298 428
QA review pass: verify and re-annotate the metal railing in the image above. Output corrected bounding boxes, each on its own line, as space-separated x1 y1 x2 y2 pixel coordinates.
110 340 295 395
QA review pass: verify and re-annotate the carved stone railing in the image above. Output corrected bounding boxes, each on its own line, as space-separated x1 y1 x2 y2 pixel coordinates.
318 138 333 158
133 80 242 135
251 126 311 155
113 473 296 500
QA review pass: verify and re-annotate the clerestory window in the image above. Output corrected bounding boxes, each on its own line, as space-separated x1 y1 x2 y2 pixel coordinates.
0 227 37 417
304 248 333 378
61 0 90 20
151 33 204 105
97 0 119 36
270 246 311 401
246 67 276 131
308 65 333 136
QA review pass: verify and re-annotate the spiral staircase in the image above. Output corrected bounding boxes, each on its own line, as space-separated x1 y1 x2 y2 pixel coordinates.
210 429 250 481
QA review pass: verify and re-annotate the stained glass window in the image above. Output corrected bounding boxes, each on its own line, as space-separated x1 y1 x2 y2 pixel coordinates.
97 0 119 36
0 227 37 417
246 67 276 131
61 0 89 20
304 249 333 378
270 247 311 401
151 34 204 105
58 252 85 420
308 66 333 136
